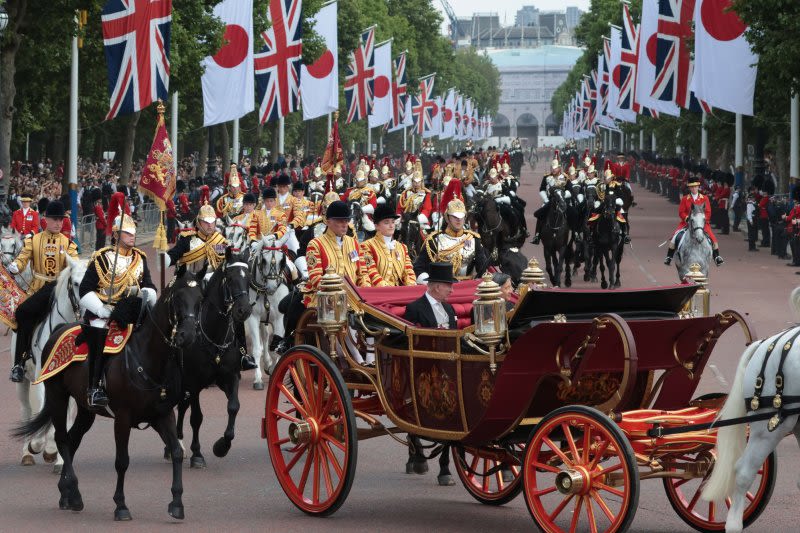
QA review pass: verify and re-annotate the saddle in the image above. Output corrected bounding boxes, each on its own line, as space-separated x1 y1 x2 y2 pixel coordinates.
34 322 134 384
674 228 712 248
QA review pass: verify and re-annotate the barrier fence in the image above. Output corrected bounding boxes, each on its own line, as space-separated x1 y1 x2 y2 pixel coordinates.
77 202 161 253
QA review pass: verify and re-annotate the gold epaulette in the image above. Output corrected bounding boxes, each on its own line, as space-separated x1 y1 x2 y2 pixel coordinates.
91 246 113 260
133 247 147 258
464 230 480 239
179 228 196 236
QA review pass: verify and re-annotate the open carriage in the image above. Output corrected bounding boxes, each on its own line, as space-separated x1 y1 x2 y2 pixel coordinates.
261 264 774 532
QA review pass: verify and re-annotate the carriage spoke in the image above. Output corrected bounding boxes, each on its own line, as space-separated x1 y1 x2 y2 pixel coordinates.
531 461 562 474
481 460 490 492
297 446 314 494
548 493 574 522
320 440 344 478
585 495 599 533
495 468 505 491
289 366 313 412
582 426 592 463
320 445 335 498
708 501 716 522
312 445 321 504
746 490 756 502
284 442 309 472
302 359 320 413
672 477 691 489
543 437 573 467
590 489 616 522
561 422 581 463
725 496 732 509
587 439 611 470
532 485 558 497
686 485 703 512
593 481 624 498
592 462 621 478
569 494 584 533
318 387 336 422
278 383 309 419
272 408 301 424
321 432 346 452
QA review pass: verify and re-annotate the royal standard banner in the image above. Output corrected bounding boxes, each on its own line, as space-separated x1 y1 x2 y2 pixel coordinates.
140 103 176 211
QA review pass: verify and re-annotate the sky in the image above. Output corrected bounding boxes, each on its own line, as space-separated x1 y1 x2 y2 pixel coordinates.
436 0 593 29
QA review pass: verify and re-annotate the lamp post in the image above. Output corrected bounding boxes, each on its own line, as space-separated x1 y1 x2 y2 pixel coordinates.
0 5 9 198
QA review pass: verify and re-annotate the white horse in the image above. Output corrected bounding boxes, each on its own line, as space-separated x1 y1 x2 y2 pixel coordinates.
246 232 296 390
223 219 249 252
1 229 32 290
674 202 713 280
702 287 800 532
14 256 87 472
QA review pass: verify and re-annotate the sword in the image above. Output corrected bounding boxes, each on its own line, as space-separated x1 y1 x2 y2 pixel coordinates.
106 225 122 307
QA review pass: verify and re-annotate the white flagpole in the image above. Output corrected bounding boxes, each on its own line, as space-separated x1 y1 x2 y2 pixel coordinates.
651 131 657 152
700 111 708 161
639 129 644 151
367 124 372 155
379 133 383 154
791 94 799 179
411 132 415 153
403 126 407 152
171 92 179 175
735 113 743 167
327 112 332 138
278 116 285 156
68 12 79 246
232 117 240 166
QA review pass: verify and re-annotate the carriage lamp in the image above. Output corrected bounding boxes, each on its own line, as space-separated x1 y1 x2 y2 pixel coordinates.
317 267 348 359
473 274 508 374
684 263 710 317
518 257 547 298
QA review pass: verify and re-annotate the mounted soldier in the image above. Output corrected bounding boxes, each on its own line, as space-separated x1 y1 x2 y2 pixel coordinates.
249 187 288 243
216 164 244 218
397 170 433 231
414 199 488 282
588 162 630 244
8 200 79 383
287 181 315 229
342 169 378 238
531 152 567 245
79 207 156 408
664 176 724 267
398 158 416 191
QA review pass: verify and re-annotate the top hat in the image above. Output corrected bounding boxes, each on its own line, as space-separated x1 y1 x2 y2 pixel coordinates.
262 187 277 199
243 193 257 204
44 200 66 218
326 200 351 220
276 174 291 186
292 181 305 192
427 262 456 284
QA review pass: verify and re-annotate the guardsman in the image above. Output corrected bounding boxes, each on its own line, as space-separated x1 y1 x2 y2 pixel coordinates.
396 171 433 231
11 194 39 236
216 164 244 218
398 159 415 191
287 181 316 229
93 189 107 250
79 211 156 408
588 162 630 243
302 200 370 307
8 200 79 382
414 199 488 282
367 168 385 203
249 187 288 242
531 152 566 245
664 176 724 266
342 169 377 231
360 203 416 287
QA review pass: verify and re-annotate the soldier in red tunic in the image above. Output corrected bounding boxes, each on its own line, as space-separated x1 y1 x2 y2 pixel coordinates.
10 195 39 236
664 177 724 266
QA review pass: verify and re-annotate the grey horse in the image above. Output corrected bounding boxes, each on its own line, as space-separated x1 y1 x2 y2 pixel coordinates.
674 202 712 280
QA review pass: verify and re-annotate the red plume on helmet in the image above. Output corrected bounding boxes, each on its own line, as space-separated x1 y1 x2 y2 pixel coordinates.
583 148 590 159
502 150 510 165
199 185 210 205
569 157 575 168
105 192 130 236
554 149 560 160
439 179 464 214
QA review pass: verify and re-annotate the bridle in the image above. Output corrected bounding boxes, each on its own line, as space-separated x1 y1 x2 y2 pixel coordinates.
249 245 287 298
198 261 250 359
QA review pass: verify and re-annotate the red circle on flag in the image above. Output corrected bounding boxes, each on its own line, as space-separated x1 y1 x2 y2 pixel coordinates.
213 24 249 69
373 75 390 98
612 65 622 88
646 34 658 65
431 103 439 118
443 108 453 121
701 0 746 42
307 49 334 79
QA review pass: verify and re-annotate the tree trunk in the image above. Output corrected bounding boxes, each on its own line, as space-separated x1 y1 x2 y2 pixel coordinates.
119 111 140 185
271 121 279 161
253 122 263 165
197 127 208 178
0 0 27 197
220 122 230 171
775 133 788 193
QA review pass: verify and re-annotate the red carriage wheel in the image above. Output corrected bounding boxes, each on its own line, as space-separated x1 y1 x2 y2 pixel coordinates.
523 406 639 532
265 345 357 516
662 452 775 532
452 444 525 506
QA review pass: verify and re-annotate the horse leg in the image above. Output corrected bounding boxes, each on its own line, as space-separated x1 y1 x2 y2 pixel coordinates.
608 249 616 290
406 434 428 474
614 247 623 288
188 395 206 468
212 374 240 458
66 407 95 457
437 444 454 486
725 421 786 533
154 411 185 520
52 390 83 511
246 315 264 389
562 246 572 288
599 252 608 289
793 422 800 490
17 379 37 465
112 413 133 521
170 400 188 462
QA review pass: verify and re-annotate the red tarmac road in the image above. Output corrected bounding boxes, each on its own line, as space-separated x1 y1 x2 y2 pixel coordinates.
1 158 799 532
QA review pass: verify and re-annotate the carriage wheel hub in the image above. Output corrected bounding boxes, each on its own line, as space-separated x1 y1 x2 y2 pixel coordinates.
555 467 589 495
288 419 319 445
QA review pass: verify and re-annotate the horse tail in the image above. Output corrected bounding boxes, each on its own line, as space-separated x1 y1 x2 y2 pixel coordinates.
11 395 53 441
702 339 761 502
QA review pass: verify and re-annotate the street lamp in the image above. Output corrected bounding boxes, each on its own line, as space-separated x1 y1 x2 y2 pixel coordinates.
0 6 9 33
0 5 9 200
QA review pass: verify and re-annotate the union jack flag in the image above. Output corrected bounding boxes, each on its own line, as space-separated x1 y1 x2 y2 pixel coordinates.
412 74 436 136
101 0 172 120
653 0 710 112
254 0 303 124
618 4 639 114
601 38 612 120
344 26 375 123
587 71 597 130
386 51 407 131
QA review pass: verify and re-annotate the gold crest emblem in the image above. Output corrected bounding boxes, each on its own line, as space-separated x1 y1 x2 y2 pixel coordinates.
416 364 456 420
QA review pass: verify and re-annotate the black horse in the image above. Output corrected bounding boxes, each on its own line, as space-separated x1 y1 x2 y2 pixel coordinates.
590 195 624 289
13 268 203 521
174 249 253 468
469 191 529 285
540 187 571 287
398 210 424 261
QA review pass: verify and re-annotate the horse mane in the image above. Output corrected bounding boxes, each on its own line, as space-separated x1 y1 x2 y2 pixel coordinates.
54 259 85 298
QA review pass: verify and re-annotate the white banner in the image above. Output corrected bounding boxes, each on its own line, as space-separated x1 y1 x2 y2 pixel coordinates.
368 41 392 128
300 1 338 120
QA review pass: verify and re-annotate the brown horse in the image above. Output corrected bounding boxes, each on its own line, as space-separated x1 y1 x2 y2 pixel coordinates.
13 266 203 521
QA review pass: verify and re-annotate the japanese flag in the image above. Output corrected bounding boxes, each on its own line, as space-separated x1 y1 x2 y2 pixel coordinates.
301 1 338 120
202 0 254 126
368 41 393 128
690 0 758 115
439 89 455 140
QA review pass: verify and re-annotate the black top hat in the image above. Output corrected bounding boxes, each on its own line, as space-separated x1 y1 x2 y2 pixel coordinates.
373 203 399 224
292 181 305 192
243 193 256 204
427 262 456 284
262 187 277 199
44 200 66 218
326 200 351 220
276 174 291 186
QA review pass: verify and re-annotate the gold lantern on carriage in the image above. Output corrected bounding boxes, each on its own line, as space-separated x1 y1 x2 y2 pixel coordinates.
471 274 508 374
683 263 710 317
316 267 348 359
518 257 548 298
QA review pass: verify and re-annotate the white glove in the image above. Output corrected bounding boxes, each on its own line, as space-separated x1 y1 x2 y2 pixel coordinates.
539 190 549 203
162 252 172 268
80 291 111 318
417 213 429 227
577 193 585 203
361 204 374 215
376 196 386 204
249 239 262 253
495 196 511 205
8 262 19 274
564 191 572 199
615 198 623 207
141 287 157 307
294 255 309 280
593 200 601 209
417 272 429 285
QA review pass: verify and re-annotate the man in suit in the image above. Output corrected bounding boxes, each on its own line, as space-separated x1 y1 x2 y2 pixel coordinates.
404 262 457 329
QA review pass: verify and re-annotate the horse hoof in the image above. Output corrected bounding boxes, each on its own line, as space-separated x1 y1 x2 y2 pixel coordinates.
28 440 44 455
59 496 69 510
114 507 132 521
52 464 62 475
212 438 231 458
437 474 455 486
565 279 572 288
168 503 185 520
190 456 207 469
601 281 608 289
253 381 265 391
69 496 84 512
583 274 590 282
43 451 58 463
406 459 428 475
21 454 35 466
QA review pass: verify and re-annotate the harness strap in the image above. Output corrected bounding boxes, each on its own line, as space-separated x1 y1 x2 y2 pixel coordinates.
750 328 797 410
647 404 800 438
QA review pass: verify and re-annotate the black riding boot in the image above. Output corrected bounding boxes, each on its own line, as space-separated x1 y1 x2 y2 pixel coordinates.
86 327 109 408
531 217 543 245
664 247 676 265
712 248 724 266
622 222 631 244
237 322 257 371
9 327 30 382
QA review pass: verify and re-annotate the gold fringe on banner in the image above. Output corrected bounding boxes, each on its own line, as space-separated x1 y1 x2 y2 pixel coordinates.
153 212 168 252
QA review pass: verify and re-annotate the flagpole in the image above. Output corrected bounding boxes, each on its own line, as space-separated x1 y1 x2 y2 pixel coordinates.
379 133 383 154
639 129 644 152
69 11 80 252
735 113 743 168
367 124 372 155
233 117 240 167
411 132 415 153
278 116 285 157
327 112 332 138
700 111 708 162
651 131 657 152
792 94 799 179
403 126 407 152
171 92 179 176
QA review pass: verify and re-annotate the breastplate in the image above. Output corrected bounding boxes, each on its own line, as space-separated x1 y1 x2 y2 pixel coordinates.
225 195 243 214
436 232 475 277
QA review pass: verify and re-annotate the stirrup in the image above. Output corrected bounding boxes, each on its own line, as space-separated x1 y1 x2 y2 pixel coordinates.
664 256 672 266
10 364 24 383
241 354 257 371
87 388 109 408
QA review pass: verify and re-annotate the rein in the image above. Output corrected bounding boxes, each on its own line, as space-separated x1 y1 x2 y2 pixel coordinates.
198 262 249 362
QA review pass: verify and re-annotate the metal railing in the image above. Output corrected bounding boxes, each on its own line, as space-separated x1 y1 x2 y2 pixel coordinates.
76 202 161 253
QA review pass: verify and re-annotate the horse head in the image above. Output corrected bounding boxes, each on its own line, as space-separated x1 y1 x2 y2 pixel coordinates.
689 203 706 243
0 229 20 266
167 266 204 348
218 247 252 323
61 255 89 319
224 223 248 253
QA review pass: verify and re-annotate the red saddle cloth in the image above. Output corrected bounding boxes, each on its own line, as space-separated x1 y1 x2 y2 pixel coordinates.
35 322 134 384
